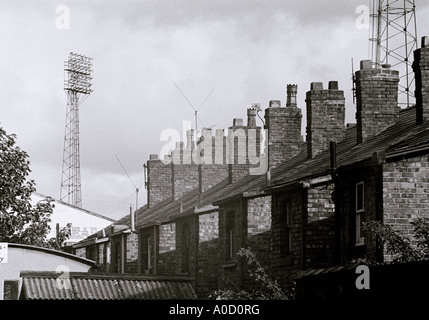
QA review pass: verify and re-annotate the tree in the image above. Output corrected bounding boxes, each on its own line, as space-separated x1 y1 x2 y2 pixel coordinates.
210 248 294 300
0 126 58 247
362 218 429 263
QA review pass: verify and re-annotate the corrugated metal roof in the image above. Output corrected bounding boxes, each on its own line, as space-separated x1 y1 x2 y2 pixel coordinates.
20 272 197 300
293 262 362 280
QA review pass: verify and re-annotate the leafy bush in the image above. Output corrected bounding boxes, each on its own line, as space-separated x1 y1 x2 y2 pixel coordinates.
362 218 429 263
210 248 294 300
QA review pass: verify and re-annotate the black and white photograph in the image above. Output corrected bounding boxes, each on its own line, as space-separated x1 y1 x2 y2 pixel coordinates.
1 0 429 314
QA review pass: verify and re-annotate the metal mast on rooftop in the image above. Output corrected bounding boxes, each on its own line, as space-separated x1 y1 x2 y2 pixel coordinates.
60 52 93 208
369 0 418 107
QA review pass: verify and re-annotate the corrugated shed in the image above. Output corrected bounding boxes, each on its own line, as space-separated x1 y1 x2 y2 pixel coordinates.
73 278 123 300
120 279 196 300
20 272 197 300
22 277 74 300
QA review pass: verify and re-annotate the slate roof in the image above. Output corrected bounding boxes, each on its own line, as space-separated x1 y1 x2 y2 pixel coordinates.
136 189 200 228
20 271 197 300
267 105 429 189
76 105 429 237
337 105 419 167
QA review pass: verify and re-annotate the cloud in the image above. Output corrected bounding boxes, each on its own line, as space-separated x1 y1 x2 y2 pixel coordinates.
1 0 428 220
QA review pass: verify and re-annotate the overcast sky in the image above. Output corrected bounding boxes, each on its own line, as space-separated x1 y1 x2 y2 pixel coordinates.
1 0 429 220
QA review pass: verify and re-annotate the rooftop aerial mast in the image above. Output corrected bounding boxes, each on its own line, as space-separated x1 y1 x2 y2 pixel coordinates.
369 0 418 107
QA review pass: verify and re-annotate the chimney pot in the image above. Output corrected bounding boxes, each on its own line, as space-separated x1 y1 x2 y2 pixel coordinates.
233 118 243 126
360 60 373 70
149 154 158 160
422 36 429 48
186 129 195 149
328 81 338 90
269 100 281 108
247 107 257 128
310 82 323 91
286 84 298 107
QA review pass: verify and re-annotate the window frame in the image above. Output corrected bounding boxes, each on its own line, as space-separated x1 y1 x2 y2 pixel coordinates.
226 211 235 261
355 181 365 245
181 223 190 273
280 200 292 258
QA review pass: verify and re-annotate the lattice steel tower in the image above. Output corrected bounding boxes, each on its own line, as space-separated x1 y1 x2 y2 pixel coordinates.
369 0 418 107
60 52 93 207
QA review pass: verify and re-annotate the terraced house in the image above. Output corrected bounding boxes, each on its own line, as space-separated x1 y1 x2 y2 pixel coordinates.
71 36 429 299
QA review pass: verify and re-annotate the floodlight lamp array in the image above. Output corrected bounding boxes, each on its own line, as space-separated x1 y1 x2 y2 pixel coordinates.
64 52 93 95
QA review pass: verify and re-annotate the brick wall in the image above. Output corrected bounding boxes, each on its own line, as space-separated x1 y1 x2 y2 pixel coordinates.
158 222 177 274
216 196 271 293
93 241 108 272
197 211 220 297
198 133 228 191
271 189 304 290
125 232 139 273
75 247 86 259
140 227 156 274
244 196 272 291
304 183 336 268
172 163 199 200
305 81 345 159
383 155 429 262
337 165 380 264
227 119 250 183
146 154 172 208
218 199 246 290
264 96 302 169
97 242 104 265
175 216 196 275
110 235 123 274
355 60 400 144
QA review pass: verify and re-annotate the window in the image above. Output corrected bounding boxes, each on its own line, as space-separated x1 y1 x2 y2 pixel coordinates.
86 244 97 262
113 240 122 274
141 231 153 275
355 181 365 245
226 212 235 261
280 201 292 258
3 281 19 300
182 223 190 273
147 234 153 274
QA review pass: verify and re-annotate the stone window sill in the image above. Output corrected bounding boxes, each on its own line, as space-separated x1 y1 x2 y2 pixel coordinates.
274 256 293 267
222 260 237 269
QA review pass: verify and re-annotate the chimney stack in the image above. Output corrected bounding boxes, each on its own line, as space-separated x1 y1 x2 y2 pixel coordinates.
413 36 429 124
355 60 399 144
306 81 345 159
146 154 172 208
197 128 229 193
227 117 249 183
172 138 199 200
264 86 302 169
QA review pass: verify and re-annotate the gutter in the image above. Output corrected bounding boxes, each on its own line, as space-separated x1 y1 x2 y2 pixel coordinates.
264 174 332 193
385 144 429 161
